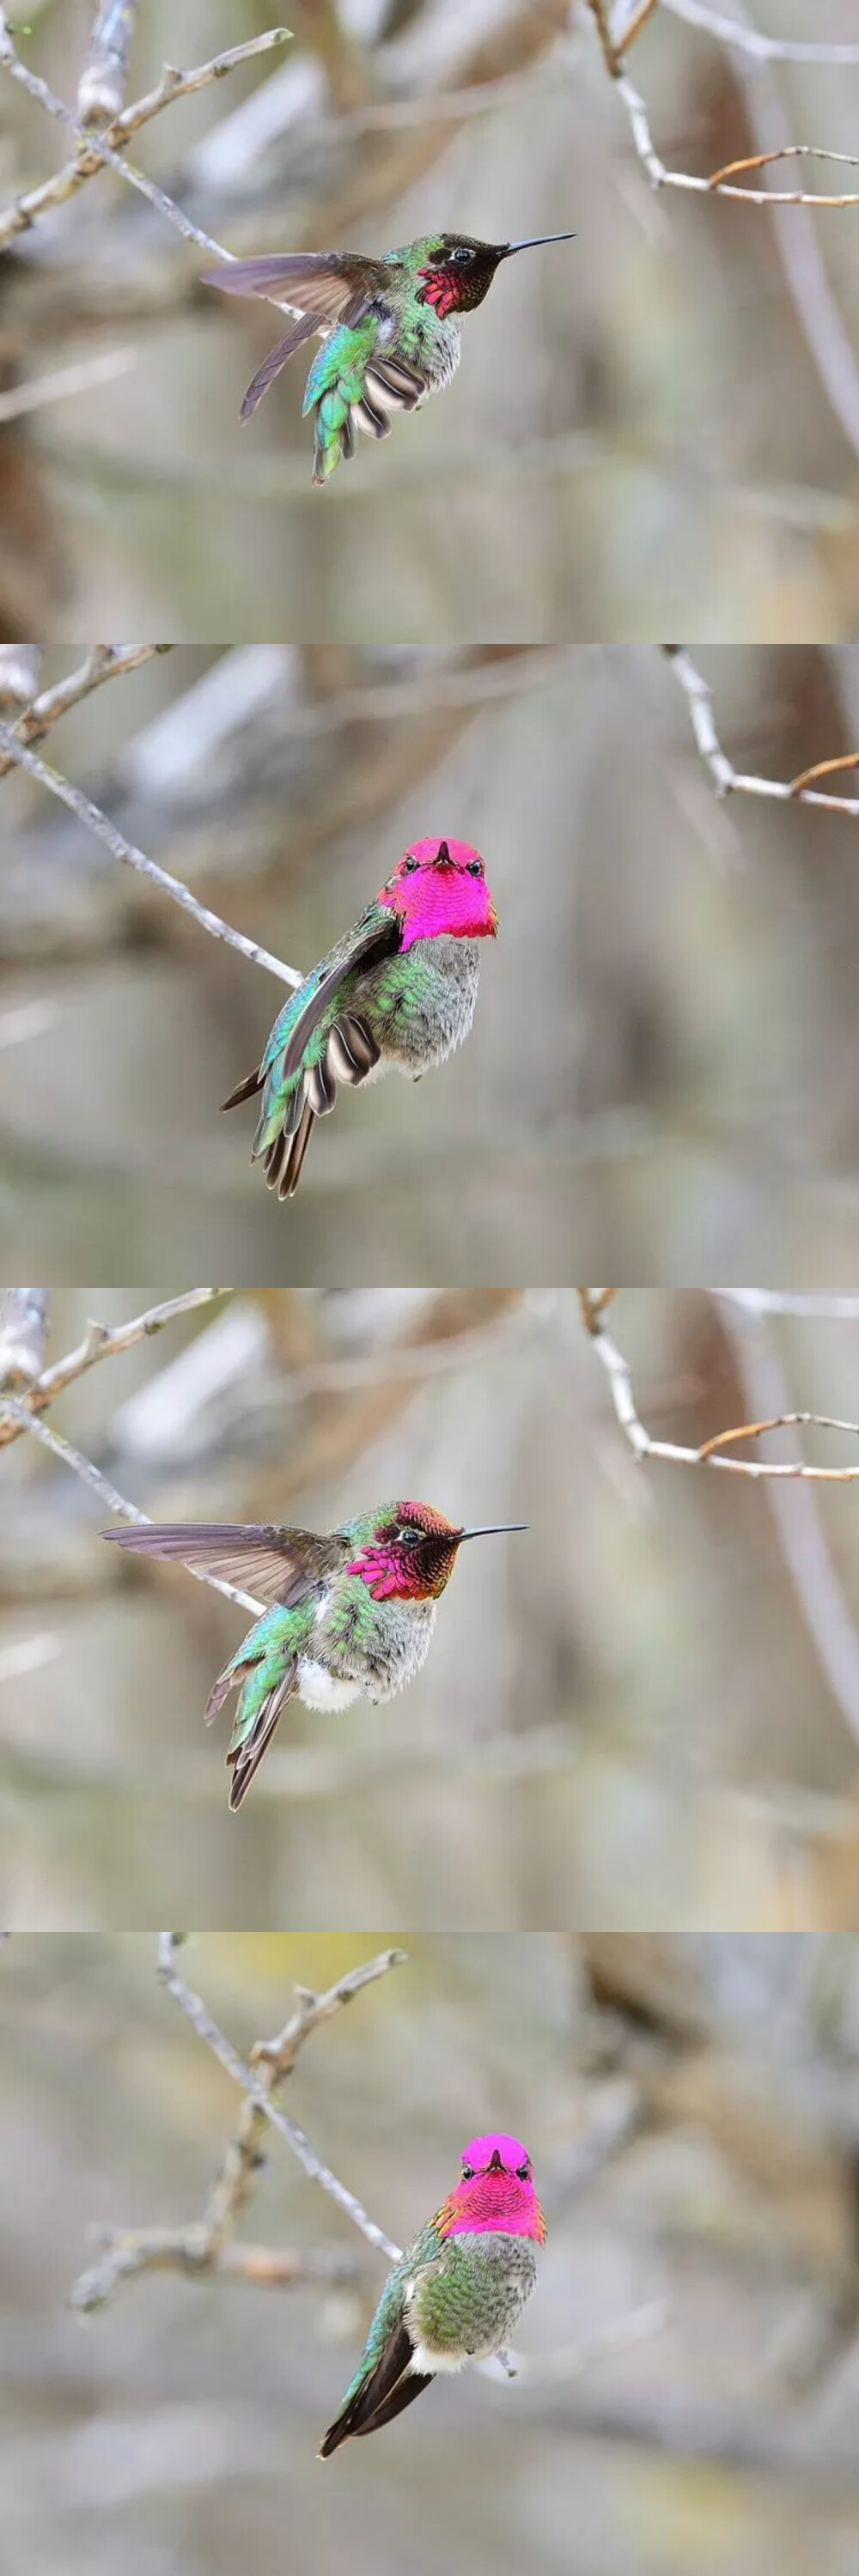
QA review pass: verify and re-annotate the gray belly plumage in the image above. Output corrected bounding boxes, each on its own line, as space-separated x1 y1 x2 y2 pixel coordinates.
319 1588 437 1701
410 2232 539 2362
358 936 482 1076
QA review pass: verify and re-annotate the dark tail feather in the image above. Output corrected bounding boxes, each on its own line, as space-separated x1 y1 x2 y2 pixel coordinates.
221 1063 263 1112
353 2374 434 2437
227 1663 296 1810
319 2323 421 2458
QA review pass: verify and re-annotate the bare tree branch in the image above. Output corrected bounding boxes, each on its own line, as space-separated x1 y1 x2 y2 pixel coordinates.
0 17 290 256
0 1290 50 1391
666 647 859 818
155 1933 404 2261
70 1937 406 2312
0 1286 225 1449
579 1290 859 1483
0 647 41 705
78 0 139 127
0 722 302 987
655 0 859 66
0 644 173 781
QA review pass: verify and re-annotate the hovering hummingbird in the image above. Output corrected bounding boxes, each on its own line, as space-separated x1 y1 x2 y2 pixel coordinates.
102 1502 526 1810
201 227 576 483
222 839 497 1200
320 2132 545 2455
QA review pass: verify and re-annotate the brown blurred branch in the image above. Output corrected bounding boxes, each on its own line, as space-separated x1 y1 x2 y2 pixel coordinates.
580 1290 859 1484
70 1937 405 2313
0 1286 223 1449
0 721 302 987
0 643 173 781
0 17 290 256
718 1297 859 1756
78 0 139 127
666 647 859 819
0 347 138 423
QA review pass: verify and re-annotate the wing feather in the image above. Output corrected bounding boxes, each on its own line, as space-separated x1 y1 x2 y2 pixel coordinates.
101 1522 344 1607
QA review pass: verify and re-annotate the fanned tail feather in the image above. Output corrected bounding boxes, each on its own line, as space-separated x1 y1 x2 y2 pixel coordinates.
260 1013 381 1200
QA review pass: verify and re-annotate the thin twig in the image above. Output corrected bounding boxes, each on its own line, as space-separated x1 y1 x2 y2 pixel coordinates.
0 18 290 257
0 723 302 987
0 1286 225 1449
1 1399 265 1617
156 1934 404 2260
70 1937 405 2312
665 647 859 819
0 645 173 782
615 0 660 52
614 64 859 207
579 1291 859 1483
657 0 859 66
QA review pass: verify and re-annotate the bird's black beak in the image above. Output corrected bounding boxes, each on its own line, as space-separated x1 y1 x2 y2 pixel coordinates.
499 232 576 258
456 1523 528 1543
433 841 454 868
488 2148 503 2172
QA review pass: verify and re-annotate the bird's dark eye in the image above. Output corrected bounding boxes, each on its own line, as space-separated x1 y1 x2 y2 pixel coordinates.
401 855 419 874
450 246 475 264
466 859 484 876
516 2161 530 2180
461 2162 474 2179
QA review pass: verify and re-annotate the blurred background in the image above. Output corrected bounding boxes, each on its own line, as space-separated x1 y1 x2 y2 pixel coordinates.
7 1929 859 2576
7 1285 859 1928
2 2 859 639
7 641 859 1280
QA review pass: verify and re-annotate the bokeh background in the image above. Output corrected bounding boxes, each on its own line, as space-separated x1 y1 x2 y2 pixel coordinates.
7 1930 859 2576
6 641 859 1281
2 2 859 639
6 1285 859 1929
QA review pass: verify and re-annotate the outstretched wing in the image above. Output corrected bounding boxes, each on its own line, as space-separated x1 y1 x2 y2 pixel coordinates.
101 1522 344 1608
202 253 365 312
202 254 376 417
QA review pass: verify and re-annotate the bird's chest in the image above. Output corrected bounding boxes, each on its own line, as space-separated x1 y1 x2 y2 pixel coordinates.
409 2234 537 2362
395 305 461 393
316 1583 436 1700
359 936 481 1072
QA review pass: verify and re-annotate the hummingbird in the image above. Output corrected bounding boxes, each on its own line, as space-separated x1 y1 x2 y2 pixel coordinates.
320 2132 545 2456
101 1503 526 1810
221 839 497 1200
201 228 576 483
